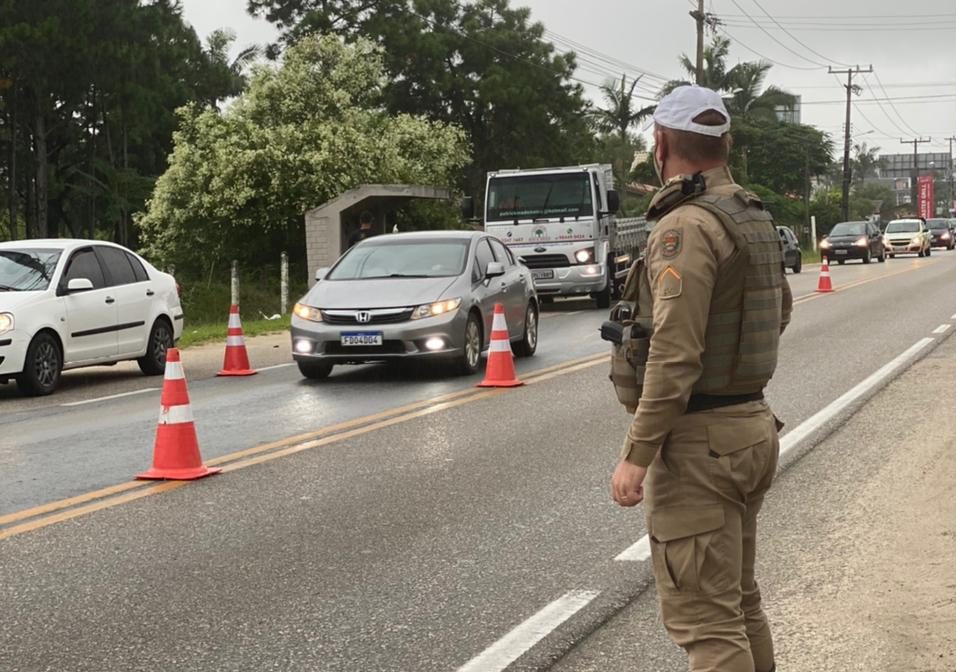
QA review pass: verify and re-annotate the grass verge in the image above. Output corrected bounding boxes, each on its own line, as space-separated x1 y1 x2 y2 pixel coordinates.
178 317 290 349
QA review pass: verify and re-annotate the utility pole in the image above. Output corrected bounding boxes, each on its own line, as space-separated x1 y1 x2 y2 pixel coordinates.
901 137 931 211
692 0 705 84
829 65 872 222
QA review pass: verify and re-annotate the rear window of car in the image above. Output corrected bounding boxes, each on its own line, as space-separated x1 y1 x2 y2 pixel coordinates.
328 239 469 280
829 223 865 236
886 220 921 233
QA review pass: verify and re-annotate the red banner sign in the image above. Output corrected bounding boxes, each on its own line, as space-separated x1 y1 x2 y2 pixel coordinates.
918 175 935 219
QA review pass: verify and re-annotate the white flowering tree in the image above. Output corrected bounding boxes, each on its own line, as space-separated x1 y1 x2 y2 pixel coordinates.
139 34 469 273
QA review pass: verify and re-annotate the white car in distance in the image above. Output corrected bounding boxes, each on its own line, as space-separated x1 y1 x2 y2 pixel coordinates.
0 239 183 396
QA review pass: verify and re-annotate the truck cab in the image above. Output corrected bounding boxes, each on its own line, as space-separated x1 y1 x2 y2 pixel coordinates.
483 164 645 308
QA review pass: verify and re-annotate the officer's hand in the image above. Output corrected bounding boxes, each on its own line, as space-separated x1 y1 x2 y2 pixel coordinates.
611 460 647 508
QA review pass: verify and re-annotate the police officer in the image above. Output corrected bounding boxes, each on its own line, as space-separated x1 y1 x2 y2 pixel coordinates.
347 211 377 249
610 86 792 672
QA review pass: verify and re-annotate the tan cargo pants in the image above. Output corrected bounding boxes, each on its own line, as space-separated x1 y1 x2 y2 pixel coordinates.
644 401 779 672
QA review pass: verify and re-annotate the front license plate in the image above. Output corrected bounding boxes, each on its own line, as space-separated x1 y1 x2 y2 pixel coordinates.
340 332 383 346
532 269 554 280
835 249 848 255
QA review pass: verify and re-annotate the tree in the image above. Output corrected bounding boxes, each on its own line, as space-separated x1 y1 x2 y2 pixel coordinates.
851 142 884 186
248 0 596 197
742 123 833 196
590 75 656 143
138 35 469 274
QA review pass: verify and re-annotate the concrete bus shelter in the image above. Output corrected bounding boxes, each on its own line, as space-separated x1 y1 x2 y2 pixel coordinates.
304 184 452 284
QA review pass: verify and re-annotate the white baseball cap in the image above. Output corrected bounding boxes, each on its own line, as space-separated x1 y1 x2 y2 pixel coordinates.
653 85 731 137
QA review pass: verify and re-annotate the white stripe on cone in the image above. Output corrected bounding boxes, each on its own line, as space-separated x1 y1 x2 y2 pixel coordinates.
158 404 194 425
164 361 185 380
228 314 242 328
489 340 513 353
226 335 245 347
492 313 508 331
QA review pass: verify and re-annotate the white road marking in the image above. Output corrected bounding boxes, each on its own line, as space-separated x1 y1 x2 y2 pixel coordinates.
933 324 951 335
614 535 650 562
615 336 936 562
60 388 159 408
951 313 956 320
256 363 295 373
457 590 600 672
778 337 934 457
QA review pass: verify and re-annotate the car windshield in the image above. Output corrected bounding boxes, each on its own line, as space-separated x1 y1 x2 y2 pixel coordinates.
328 240 469 280
829 222 865 236
886 220 921 234
0 248 62 291
927 219 949 231
486 173 594 221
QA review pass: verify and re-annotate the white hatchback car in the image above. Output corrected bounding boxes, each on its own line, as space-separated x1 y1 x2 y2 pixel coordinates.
0 239 183 396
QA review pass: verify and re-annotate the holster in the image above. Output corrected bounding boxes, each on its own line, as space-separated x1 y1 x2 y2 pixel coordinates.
607 258 653 413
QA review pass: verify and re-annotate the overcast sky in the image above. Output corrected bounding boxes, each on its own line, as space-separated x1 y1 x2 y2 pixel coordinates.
181 0 956 161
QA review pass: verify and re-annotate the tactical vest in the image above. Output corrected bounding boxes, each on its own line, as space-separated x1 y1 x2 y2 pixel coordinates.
607 178 784 412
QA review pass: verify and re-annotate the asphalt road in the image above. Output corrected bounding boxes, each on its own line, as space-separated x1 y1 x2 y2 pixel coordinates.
2 253 956 671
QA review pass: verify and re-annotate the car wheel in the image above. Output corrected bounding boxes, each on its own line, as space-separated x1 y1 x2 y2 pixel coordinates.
298 361 333 379
593 283 611 309
878 249 886 263
513 303 538 358
792 254 802 274
926 245 932 257
862 250 871 264
889 253 895 259
16 332 62 397
837 259 845 265
457 312 483 375
138 318 174 376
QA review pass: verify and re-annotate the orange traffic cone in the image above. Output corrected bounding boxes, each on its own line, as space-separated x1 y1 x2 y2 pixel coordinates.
137 348 220 480
217 304 257 376
816 260 834 293
477 304 523 388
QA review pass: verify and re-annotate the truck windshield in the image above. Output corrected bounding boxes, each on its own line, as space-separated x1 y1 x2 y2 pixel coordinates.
487 173 594 222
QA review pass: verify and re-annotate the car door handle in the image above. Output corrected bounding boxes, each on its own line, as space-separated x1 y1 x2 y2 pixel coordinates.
105 296 115 304
146 289 155 297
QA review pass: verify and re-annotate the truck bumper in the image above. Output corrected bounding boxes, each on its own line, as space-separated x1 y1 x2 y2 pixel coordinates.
532 264 608 296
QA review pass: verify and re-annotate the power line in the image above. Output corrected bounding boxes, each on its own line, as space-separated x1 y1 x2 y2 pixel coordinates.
746 0 853 67
719 11 956 19
726 0 828 67
722 21 956 32
717 26 821 71
868 72 922 137
543 30 670 85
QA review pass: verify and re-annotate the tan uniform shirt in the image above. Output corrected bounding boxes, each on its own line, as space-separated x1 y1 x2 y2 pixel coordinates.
622 166 793 467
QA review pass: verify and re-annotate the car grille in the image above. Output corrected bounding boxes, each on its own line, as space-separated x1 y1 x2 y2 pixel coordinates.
321 309 414 325
519 254 570 269
323 341 407 355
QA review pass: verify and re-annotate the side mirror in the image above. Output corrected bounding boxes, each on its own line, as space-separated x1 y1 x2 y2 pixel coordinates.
461 196 475 220
606 190 621 214
315 267 330 282
485 261 505 279
66 278 94 293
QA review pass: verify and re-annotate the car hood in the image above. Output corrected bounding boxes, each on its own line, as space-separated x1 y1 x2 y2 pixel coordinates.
885 231 919 237
0 290 47 311
303 276 459 309
827 235 864 243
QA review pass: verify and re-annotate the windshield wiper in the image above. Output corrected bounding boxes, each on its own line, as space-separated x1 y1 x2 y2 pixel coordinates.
387 273 431 278
0 284 20 291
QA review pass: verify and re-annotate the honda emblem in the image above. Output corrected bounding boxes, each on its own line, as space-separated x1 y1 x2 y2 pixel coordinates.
356 311 372 324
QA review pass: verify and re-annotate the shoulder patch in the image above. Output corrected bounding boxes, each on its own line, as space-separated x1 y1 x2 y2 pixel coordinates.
658 266 683 300
660 229 682 258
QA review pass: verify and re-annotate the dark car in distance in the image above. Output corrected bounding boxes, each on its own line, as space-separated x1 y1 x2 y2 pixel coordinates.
776 226 802 273
820 221 886 264
926 218 955 250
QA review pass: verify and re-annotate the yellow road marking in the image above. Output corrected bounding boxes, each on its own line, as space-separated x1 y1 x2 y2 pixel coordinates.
792 261 931 305
1 353 608 538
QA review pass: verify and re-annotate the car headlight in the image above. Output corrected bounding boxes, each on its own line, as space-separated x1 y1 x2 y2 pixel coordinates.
411 298 462 320
911 236 922 245
820 239 831 249
293 303 323 322
575 248 594 264
854 236 868 247
0 312 13 335
943 232 952 240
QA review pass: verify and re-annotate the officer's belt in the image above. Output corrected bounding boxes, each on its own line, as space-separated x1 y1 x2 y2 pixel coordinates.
686 391 764 413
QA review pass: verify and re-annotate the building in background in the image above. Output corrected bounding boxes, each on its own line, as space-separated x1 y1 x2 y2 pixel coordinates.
775 95 801 124
876 152 953 212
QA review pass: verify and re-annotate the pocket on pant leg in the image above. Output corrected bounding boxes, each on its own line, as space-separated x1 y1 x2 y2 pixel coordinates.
649 506 726 594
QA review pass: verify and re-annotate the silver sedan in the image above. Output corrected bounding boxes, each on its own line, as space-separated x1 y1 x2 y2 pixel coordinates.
291 231 539 379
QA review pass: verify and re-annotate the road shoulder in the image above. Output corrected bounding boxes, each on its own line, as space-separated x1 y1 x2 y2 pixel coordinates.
552 328 956 671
